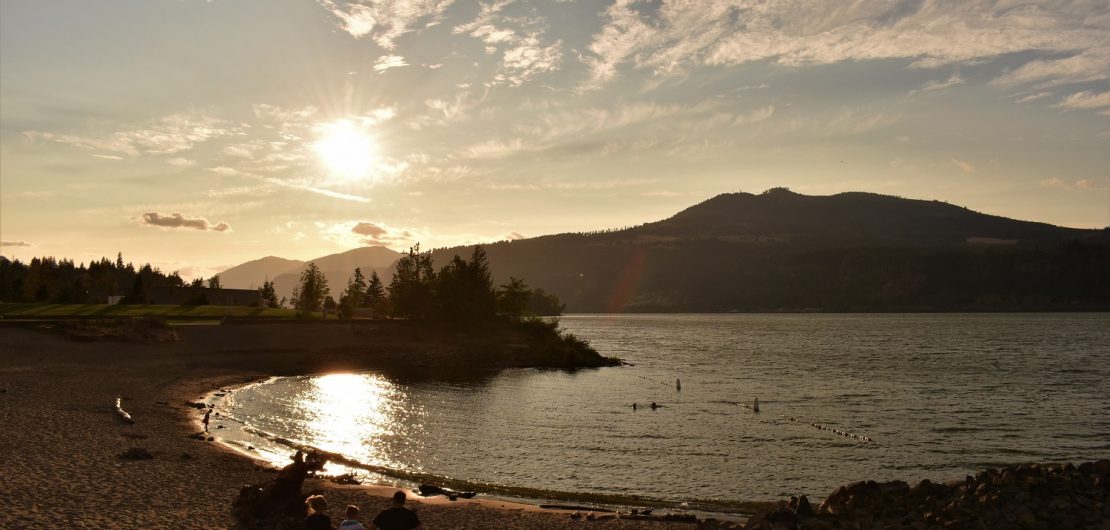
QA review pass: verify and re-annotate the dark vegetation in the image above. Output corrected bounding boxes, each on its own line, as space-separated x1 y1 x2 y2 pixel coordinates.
426 189 1110 312
0 252 189 304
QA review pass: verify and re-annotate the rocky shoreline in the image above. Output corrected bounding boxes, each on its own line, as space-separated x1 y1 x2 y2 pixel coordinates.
733 460 1110 530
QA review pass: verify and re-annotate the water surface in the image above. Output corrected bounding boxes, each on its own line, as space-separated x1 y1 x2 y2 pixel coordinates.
212 313 1110 508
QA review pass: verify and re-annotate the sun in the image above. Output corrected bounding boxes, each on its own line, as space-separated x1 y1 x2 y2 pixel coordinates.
313 119 379 180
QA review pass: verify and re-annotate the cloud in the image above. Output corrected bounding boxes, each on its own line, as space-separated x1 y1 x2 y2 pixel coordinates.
993 49 1110 87
0 241 31 247
167 157 196 167
26 112 234 157
374 54 409 73
331 220 419 247
1015 92 1053 104
316 0 456 49
1041 177 1109 191
1054 90 1110 112
140 212 231 232
950 158 975 173
504 231 525 240
917 74 964 94
582 1 1108 89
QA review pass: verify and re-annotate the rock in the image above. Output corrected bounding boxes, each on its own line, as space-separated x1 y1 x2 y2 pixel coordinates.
119 447 153 460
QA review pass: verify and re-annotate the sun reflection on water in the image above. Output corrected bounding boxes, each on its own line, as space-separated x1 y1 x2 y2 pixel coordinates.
298 373 399 469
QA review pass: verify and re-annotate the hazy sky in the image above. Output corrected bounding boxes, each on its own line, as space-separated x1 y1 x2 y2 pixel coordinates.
1 0 1107 278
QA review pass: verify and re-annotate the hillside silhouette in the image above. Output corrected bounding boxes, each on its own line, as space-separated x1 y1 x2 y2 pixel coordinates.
220 246 400 302
424 189 1108 312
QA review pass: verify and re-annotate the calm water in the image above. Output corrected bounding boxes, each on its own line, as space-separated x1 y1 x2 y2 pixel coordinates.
212 314 1110 509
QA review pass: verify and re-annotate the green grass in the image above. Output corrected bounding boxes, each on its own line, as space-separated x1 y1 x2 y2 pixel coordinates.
0 303 297 319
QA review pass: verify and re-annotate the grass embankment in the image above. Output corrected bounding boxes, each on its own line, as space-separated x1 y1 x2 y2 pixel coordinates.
0 303 296 319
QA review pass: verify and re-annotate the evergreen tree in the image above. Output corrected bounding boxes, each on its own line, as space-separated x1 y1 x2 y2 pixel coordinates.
497 277 531 318
293 262 329 316
258 279 279 308
365 271 386 317
435 246 497 322
207 274 222 289
338 267 368 319
388 244 437 319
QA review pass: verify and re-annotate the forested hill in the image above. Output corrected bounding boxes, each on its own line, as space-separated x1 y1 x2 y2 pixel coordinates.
430 189 1109 313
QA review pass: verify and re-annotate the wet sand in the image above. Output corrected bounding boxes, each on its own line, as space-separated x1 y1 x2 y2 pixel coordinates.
0 323 701 529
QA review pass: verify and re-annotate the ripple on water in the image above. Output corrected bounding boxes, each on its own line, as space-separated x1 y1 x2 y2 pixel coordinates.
212 313 1110 507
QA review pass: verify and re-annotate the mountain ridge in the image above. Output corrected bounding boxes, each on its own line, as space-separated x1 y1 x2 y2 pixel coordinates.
220 190 1108 312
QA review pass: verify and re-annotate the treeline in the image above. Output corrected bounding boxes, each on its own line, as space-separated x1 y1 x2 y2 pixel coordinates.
451 237 1110 312
0 253 256 305
0 253 189 304
287 245 564 320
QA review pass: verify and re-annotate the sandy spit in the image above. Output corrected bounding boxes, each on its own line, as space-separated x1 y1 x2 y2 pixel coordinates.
0 323 702 529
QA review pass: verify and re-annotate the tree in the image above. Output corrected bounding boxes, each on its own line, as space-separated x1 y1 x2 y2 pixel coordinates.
292 262 329 316
338 268 367 319
497 277 531 318
388 244 437 319
189 277 204 288
365 271 386 318
207 275 222 289
435 246 497 322
258 279 279 308
528 287 565 316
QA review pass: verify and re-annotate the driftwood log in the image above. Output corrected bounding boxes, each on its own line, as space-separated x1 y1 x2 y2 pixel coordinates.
114 397 134 424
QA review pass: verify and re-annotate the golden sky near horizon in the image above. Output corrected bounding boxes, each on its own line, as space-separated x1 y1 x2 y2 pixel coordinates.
1 0 1108 279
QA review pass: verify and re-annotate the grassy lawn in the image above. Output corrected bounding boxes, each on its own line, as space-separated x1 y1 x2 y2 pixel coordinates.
0 303 297 319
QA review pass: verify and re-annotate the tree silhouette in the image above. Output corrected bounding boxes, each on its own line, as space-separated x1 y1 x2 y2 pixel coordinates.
338 267 367 319
292 262 329 316
497 277 530 318
365 271 386 317
258 279 279 308
388 244 437 319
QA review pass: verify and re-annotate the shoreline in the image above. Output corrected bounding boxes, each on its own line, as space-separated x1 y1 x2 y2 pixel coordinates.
200 377 761 520
0 322 714 529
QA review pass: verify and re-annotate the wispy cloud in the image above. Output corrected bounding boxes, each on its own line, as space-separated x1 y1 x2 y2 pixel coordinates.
316 0 456 49
916 74 965 94
582 1 1108 90
0 240 32 247
950 158 975 173
139 212 231 232
373 54 409 73
26 112 234 157
1054 90 1110 113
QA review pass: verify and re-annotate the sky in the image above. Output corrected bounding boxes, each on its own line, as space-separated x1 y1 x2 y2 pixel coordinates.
1 0 1108 279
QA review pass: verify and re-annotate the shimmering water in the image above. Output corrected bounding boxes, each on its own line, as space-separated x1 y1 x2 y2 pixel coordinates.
213 313 1110 509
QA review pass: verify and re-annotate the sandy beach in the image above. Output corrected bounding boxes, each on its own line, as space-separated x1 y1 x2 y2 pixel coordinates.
0 322 704 529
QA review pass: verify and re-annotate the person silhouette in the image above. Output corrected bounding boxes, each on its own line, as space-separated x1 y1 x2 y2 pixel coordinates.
372 491 421 529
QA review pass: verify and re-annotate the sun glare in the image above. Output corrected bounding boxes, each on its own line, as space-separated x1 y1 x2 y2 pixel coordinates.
313 119 379 180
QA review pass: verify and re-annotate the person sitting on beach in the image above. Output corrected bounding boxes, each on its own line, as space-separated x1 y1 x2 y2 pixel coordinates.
305 495 331 530
373 491 421 530
339 504 366 530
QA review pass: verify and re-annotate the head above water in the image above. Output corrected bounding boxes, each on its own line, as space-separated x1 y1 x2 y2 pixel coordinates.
346 504 359 518
392 491 406 505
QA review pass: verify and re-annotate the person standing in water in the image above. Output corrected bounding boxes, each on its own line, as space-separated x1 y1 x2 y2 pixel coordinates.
202 408 211 432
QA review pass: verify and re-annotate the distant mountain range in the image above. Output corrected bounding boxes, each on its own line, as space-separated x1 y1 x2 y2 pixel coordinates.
222 189 1109 312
